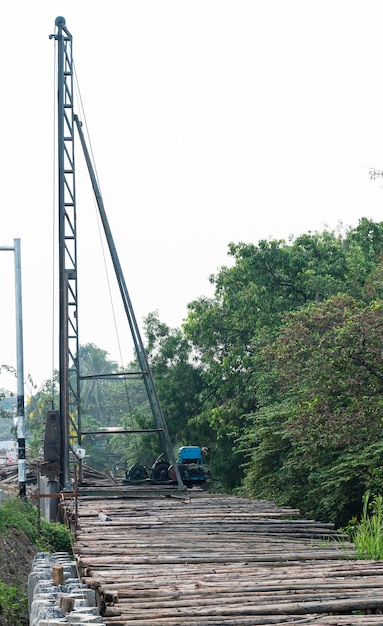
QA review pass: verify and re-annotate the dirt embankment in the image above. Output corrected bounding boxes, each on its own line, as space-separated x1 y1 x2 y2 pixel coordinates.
0 527 37 589
0 483 38 626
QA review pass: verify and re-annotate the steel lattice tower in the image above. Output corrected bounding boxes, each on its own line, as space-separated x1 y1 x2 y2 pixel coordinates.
51 17 80 489
51 16 184 491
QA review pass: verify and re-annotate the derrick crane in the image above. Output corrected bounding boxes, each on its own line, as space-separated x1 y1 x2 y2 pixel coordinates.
50 16 184 491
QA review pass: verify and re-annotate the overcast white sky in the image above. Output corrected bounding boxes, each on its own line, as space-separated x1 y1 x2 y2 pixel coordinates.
1 1 383 393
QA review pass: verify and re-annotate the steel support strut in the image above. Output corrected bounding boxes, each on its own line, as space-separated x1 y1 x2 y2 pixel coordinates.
74 115 185 490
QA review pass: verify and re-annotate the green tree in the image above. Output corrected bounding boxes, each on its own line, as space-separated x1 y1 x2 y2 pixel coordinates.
26 377 59 457
240 294 383 526
107 312 208 473
144 311 205 446
183 219 383 493
343 218 383 301
78 343 118 423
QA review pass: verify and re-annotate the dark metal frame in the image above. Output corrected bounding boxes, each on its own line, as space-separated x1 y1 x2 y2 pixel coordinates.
50 17 80 489
51 16 184 490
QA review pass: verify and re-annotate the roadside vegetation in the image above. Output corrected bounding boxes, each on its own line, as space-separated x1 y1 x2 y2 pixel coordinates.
0 496 72 553
23 217 383 530
345 493 383 560
0 496 72 626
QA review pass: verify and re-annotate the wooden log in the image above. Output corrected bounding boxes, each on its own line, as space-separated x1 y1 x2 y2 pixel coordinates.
81 575 383 594
52 564 64 586
102 618 383 626
59 492 383 625
105 589 383 612
76 549 348 568
99 594 383 618
59 595 75 613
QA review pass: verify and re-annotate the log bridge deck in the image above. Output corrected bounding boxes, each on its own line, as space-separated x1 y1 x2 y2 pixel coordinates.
61 487 383 625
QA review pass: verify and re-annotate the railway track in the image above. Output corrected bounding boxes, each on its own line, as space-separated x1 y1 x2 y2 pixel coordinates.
60 487 383 625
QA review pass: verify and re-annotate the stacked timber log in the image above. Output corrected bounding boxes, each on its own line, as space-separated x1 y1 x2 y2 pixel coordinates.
60 491 383 625
0 461 19 481
0 461 120 495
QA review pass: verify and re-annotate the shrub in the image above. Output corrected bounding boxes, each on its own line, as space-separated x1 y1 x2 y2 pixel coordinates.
347 492 383 560
0 496 73 554
39 520 73 553
0 580 27 625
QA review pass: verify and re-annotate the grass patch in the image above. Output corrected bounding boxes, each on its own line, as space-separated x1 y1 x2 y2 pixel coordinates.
0 496 73 552
0 496 74 624
346 492 383 560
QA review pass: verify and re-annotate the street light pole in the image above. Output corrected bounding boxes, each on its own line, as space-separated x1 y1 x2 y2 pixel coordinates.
0 239 26 497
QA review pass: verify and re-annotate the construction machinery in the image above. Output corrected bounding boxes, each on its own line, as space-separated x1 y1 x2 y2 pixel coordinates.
44 16 191 501
168 445 210 487
125 445 210 487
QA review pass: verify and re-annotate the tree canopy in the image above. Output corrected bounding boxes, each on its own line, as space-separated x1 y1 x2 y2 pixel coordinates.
182 218 383 518
26 218 383 525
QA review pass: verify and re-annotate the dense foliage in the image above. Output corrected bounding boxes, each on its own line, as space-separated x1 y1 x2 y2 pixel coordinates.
182 218 383 523
24 217 383 526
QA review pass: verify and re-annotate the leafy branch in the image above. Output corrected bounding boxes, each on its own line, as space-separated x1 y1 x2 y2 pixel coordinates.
369 167 383 181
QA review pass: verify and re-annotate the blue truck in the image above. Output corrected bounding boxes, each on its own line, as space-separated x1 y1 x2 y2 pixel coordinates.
150 445 210 488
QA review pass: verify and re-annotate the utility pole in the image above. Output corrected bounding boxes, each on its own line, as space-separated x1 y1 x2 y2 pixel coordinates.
0 239 26 498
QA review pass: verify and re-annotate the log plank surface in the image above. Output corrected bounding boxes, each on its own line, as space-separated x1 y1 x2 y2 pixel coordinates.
61 490 383 624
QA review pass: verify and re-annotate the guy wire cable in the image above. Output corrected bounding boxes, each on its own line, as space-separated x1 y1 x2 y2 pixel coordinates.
73 63 140 462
